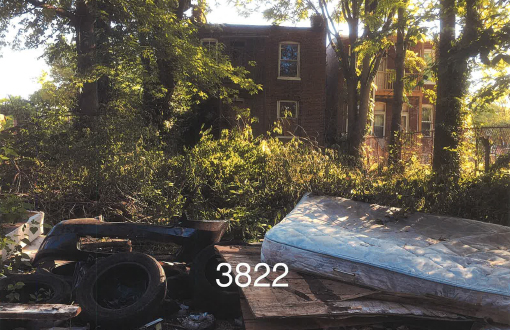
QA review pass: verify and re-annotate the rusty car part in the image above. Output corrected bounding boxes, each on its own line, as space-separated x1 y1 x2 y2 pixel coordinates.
33 218 229 265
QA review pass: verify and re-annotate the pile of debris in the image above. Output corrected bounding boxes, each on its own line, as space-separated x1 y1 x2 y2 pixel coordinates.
0 217 234 330
2 194 510 330
222 194 510 330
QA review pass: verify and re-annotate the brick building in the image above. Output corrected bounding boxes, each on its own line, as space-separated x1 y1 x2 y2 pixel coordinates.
199 23 327 144
326 38 436 160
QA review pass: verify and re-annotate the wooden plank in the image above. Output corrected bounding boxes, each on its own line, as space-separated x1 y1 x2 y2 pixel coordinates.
241 297 389 330
241 297 468 330
248 299 466 319
216 245 467 321
0 303 81 320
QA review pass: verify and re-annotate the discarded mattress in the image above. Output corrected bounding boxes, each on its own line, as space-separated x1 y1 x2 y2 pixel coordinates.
261 194 510 323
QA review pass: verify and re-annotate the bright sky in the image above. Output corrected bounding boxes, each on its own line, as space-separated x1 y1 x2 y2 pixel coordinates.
0 2 307 100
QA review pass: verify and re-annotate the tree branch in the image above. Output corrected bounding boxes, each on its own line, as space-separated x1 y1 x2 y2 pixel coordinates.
25 0 76 24
343 0 353 20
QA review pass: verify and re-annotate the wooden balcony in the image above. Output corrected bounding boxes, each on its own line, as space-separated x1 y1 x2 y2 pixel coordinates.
375 71 395 90
375 71 422 92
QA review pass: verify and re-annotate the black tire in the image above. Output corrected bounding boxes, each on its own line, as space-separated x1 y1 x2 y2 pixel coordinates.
0 274 72 304
75 252 166 329
162 264 191 300
191 245 240 318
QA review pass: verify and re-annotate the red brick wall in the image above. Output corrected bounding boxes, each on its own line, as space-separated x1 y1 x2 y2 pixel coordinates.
200 25 326 145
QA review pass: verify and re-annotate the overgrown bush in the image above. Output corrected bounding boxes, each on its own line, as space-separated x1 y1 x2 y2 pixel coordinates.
176 127 349 239
1 111 508 241
0 99 182 225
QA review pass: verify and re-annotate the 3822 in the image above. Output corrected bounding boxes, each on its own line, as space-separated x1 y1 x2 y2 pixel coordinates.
216 262 289 288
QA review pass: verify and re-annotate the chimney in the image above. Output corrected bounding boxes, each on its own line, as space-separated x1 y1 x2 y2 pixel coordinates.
310 14 325 30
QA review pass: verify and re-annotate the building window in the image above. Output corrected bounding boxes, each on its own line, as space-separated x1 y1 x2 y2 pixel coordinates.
401 104 409 132
423 49 434 65
201 38 218 57
421 105 433 137
277 100 298 118
372 102 386 138
401 113 409 132
229 41 246 66
423 49 435 84
278 42 300 79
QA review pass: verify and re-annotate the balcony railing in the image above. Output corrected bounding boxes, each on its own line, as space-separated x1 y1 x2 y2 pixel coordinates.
375 71 395 90
375 71 422 91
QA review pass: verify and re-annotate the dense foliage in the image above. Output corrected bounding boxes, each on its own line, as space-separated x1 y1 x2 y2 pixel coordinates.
0 0 508 257
1 110 508 241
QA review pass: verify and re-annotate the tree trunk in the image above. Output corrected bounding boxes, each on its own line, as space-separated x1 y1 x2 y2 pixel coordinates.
432 0 466 175
75 0 98 117
96 1 112 107
139 36 176 132
388 6 406 165
347 60 379 160
138 0 187 132
346 77 358 156
350 80 372 157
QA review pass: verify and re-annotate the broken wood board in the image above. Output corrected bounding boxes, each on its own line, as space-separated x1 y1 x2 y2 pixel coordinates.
0 303 81 320
241 296 387 330
241 297 473 330
216 245 469 322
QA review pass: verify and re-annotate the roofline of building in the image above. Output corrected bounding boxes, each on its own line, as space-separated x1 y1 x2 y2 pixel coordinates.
201 23 316 31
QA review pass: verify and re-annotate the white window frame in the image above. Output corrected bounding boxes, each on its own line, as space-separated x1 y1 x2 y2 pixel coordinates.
277 100 299 119
400 104 409 132
421 104 434 137
201 38 219 57
423 49 435 84
278 42 301 80
401 112 409 132
372 102 386 138
423 48 434 64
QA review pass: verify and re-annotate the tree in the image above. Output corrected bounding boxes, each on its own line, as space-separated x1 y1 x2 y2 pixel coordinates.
433 0 510 174
0 0 259 132
245 0 397 160
387 3 407 165
387 2 428 165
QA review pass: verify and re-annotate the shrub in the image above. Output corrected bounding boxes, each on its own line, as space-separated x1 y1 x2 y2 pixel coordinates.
1 114 509 242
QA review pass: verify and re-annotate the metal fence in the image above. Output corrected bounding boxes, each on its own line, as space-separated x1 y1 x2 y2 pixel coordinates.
358 126 510 172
